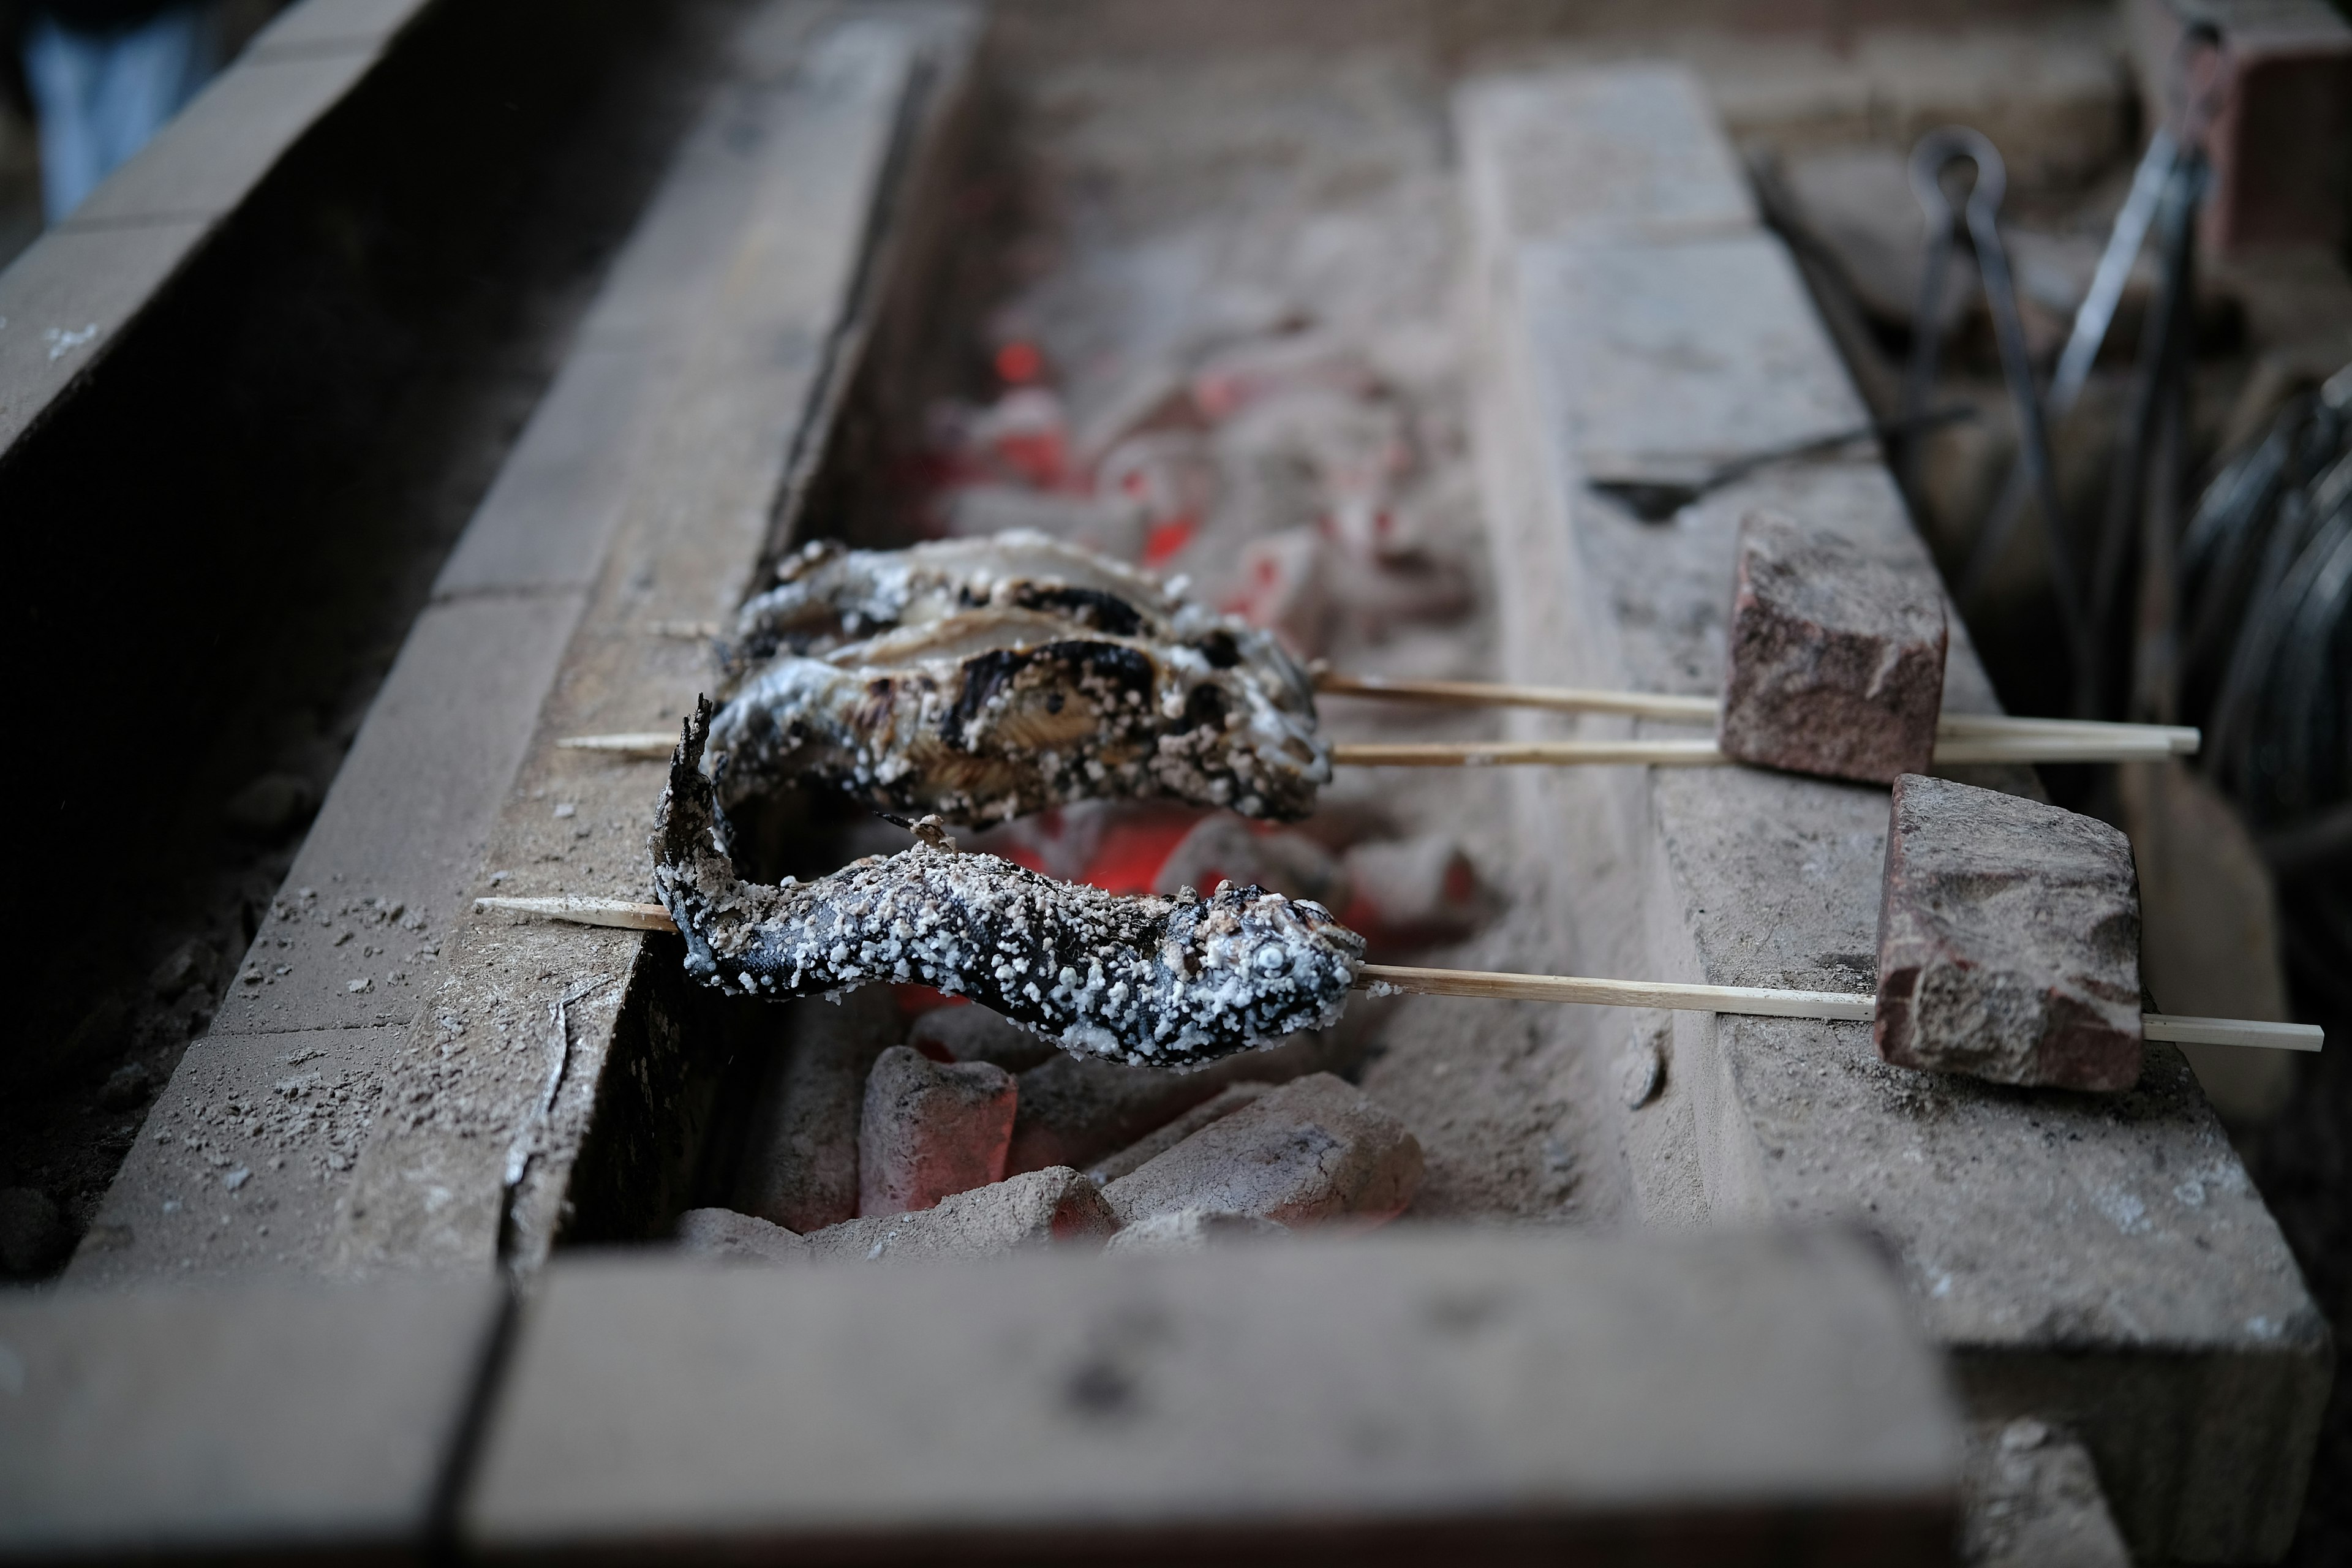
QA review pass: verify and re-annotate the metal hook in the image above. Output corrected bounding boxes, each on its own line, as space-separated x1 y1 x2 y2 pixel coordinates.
1904 126 2089 702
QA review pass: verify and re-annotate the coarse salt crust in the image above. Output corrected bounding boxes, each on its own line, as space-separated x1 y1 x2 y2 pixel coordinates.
654 702 1363 1068
705 532 1330 825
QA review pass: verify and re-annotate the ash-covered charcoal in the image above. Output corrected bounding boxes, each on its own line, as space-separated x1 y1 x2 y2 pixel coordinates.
723 530 1297 681
654 703 1364 1068
707 605 1328 827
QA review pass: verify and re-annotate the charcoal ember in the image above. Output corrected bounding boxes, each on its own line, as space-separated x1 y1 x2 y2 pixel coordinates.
675 1207 809 1265
1095 432 1218 535
1154 816 1347 907
655 703 1365 1069
1875 774 2144 1092
967 385 1071 488
733 987 900 1233
1008 1027 1362 1176
804 1167 1117 1261
859 1046 1019 1216
0 1188 68 1275
1225 528 1330 654
1340 834 1485 943
906 1004 1059 1074
1717 511 1948 786
1100 1073 1422 1230
1192 332 1379 421
1085 1082 1272 1186
1102 1208 1289 1254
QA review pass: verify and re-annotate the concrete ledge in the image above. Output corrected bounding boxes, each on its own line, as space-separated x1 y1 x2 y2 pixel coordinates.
1458 62 2329 1563
0 0 431 450
0 1272 503 1562
464 1229 1959 1562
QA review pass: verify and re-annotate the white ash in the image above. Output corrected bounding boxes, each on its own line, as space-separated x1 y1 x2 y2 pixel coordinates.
706 546 1328 824
655 702 1363 1068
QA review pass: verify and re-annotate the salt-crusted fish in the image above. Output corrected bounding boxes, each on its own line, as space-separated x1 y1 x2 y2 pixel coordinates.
723 530 1271 673
654 702 1363 1067
708 605 1328 825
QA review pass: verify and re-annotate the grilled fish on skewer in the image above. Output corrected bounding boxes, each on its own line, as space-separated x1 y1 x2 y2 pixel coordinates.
723 530 1291 682
655 701 1363 1067
709 602 1329 825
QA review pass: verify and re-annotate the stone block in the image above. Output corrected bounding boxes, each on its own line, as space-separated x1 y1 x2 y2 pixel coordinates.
1085 1082 1270 1186
803 1168 1115 1262
1101 1208 1287 1254
1717 511 1948 786
858 1046 1017 1216
0 1272 502 1560
1101 1074 1422 1229
907 1002 1058 1073
465 1229 1958 1561
1875 775 2143 1092
676 1207 808 1266
736 988 901 1234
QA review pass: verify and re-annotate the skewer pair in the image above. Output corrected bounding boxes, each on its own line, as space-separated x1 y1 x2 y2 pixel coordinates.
474 894 2316 1055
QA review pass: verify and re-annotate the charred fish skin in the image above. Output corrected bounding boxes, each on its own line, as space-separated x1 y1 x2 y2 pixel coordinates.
722 532 1317 715
654 701 1363 1068
707 610 1329 827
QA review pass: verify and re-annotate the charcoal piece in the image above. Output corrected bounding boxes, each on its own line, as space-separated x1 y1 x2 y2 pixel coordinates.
802 1168 1117 1261
906 1003 1059 1074
1875 774 2144 1091
654 702 1364 1069
858 1047 1017 1216
1007 1027 1359 1177
1717 511 1948 785
1102 1209 1289 1254
1099 1073 1423 1229
733 987 900 1234
675 1208 807 1265
1086 1082 1272 1186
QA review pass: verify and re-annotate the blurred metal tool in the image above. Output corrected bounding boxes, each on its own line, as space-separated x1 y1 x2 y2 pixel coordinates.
1960 128 2180 605
1904 127 2087 699
1587 405 1975 521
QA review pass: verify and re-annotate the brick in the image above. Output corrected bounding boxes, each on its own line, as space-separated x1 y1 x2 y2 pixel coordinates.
803 1167 1115 1262
1085 1082 1270 1186
1875 775 2144 1092
676 1207 808 1265
0 1272 502 1560
1101 1208 1288 1254
1101 1074 1422 1230
858 1046 1017 1216
907 1002 1057 1073
466 1229 1958 1560
1717 511 1948 786
1007 1026 1361 1177
736 988 900 1234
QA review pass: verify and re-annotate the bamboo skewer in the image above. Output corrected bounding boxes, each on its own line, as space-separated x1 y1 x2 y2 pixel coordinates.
472 898 2324 1052
1310 671 2201 755
556 731 2182 766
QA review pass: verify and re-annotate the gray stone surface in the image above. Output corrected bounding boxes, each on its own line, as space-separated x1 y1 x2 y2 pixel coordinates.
1877 774 2143 1091
1101 1074 1423 1230
676 1207 808 1265
802 1167 1115 1262
737 987 901 1233
1100 1208 1288 1254
1718 510 1948 785
464 1229 1958 1559
859 1045 1017 1216
1085 1081 1270 1186
0 1271 501 1559
907 1002 1059 1073
1458 62 2328 1562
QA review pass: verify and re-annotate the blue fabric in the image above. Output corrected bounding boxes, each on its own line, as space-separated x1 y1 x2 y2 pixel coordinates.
24 6 222 222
